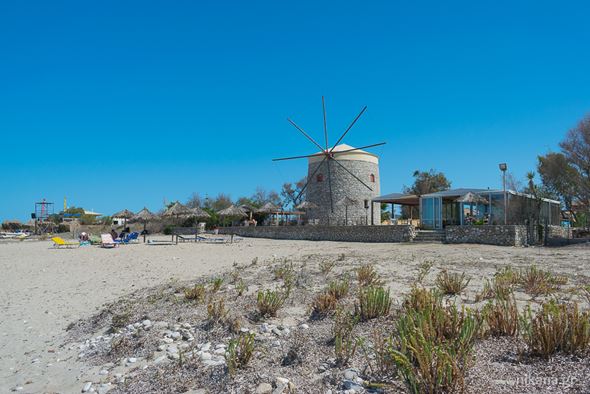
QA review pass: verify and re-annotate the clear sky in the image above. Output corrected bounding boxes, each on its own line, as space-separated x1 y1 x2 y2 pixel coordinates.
1 1 589 221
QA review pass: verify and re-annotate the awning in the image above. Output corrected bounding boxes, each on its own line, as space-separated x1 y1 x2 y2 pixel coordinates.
372 193 420 206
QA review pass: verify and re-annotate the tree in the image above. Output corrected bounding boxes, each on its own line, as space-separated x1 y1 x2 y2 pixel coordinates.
252 187 282 207
537 153 579 211
403 169 451 196
559 116 590 215
281 177 307 208
186 192 203 208
209 193 232 211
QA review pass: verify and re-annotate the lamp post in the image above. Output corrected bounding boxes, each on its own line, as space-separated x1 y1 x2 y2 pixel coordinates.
499 163 508 225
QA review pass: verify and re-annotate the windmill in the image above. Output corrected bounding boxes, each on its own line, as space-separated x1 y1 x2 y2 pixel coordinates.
273 97 386 225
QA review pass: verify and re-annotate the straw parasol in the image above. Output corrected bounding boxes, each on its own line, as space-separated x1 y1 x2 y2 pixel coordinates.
218 205 247 217
132 207 158 242
163 202 192 217
336 197 358 225
256 202 280 214
112 209 135 228
189 206 211 219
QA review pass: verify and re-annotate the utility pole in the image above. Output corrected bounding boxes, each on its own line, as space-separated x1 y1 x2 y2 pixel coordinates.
499 163 508 225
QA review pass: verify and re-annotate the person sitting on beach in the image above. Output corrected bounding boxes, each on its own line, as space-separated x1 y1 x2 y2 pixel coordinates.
110 229 119 240
79 232 89 241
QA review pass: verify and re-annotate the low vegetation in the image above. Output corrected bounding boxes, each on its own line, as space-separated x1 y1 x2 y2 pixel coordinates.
226 333 256 375
327 276 350 300
435 270 470 295
355 286 392 321
184 284 206 302
333 309 359 366
482 295 519 337
311 292 338 319
257 289 286 318
207 298 228 325
356 264 383 287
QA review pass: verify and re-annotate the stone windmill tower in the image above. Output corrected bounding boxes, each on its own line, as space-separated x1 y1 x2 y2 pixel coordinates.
274 97 385 225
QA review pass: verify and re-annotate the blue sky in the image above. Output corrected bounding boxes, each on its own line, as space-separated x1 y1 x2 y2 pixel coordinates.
1 1 589 221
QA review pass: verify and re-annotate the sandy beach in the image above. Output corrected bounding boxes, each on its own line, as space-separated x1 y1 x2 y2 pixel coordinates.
1 238 589 393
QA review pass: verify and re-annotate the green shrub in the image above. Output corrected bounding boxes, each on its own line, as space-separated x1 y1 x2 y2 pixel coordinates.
518 265 567 298
210 277 224 292
226 333 256 374
311 292 338 319
435 270 470 295
327 276 350 300
257 289 285 318
356 264 382 287
333 309 359 366
482 296 519 337
520 300 590 358
207 298 228 325
184 284 206 302
356 286 392 321
236 279 248 296
390 298 478 394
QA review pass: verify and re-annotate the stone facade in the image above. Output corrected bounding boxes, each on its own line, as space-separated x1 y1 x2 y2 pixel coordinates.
218 225 415 243
306 158 380 226
445 225 530 246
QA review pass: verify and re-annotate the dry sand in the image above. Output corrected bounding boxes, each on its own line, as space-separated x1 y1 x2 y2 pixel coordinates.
1 237 589 393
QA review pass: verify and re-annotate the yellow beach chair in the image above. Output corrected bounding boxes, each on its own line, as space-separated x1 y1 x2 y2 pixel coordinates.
51 237 80 248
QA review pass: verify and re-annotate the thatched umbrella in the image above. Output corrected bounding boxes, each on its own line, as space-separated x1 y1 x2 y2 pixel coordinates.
163 202 192 217
256 202 281 225
112 209 135 228
132 207 157 242
336 197 358 225
189 206 211 219
218 205 247 226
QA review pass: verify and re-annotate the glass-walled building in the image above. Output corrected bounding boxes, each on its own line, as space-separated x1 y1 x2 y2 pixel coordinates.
373 188 561 229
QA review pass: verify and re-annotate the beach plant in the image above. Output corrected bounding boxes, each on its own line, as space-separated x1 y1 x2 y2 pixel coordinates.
481 295 519 337
327 275 350 300
390 292 479 394
236 279 248 296
333 309 360 366
257 289 286 318
319 260 336 275
356 264 383 287
495 265 521 286
582 285 590 304
356 286 392 321
210 277 224 293
273 260 294 280
518 265 567 298
228 316 242 334
414 260 433 286
403 286 441 313
225 332 256 375
475 276 514 302
435 270 470 296
520 300 590 358
207 298 228 325
311 291 338 319
184 284 206 302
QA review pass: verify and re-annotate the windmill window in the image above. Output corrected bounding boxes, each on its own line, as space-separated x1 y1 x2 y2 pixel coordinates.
369 174 375 182
316 174 324 182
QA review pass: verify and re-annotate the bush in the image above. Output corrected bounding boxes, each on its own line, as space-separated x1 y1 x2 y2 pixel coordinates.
236 279 248 296
225 333 256 374
184 284 206 302
518 265 567 298
327 276 350 300
356 264 383 287
210 277 224 292
207 298 228 325
319 260 336 275
311 292 338 319
390 292 479 394
482 296 519 337
163 225 174 235
356 286 392 321
333 309 359 366
475 277 514 302
435 270 470 296
520 300 590 358
257 289 285 318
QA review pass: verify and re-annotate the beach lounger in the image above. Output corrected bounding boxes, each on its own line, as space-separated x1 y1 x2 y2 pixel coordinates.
101 234 118 248
147 239 175 246
51 237 80 248
117 232 140 244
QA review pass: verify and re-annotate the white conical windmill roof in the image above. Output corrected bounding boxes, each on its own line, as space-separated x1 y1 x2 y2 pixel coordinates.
308 144 378 164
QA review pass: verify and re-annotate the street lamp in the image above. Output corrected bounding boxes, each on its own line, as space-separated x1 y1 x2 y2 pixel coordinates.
499 163 508 225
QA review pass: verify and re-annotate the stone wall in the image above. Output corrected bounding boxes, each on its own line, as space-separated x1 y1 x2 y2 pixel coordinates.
218 225 415 243
445 225 530 246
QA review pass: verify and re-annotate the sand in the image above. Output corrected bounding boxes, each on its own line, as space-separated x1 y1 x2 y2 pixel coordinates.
0 237 589 393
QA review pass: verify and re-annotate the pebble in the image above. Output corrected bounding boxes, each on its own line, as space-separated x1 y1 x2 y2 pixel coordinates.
82 382 92 392
154 355 168 364
114 373 125 384
200 343 211 351
272 328 282 337
214 347 226 356
127 357 137 363
299 323 309 330
202 358 225 367
97 383 112 394
200 352 212 361
342 380 363 391
256 382 273 394
167 345 178 354
271 340 281 348
343 368 359 380
99 369 109 375
170 331 181 340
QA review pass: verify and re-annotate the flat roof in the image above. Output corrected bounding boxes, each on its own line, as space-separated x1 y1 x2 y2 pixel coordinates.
375 188 560 205
372 193 419 205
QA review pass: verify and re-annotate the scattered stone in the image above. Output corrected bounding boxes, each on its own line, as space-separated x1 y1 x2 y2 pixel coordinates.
154 355 168 365
82 382 92 393
256 382 273 394
342 380 363 391
343 368 359 380
170 331 181 340
299 323 309 330
272 328 282 337
127 357 137 363
114 373 125 384
99 369 109 375
200 352 212 361
200 343 211 351
97 383 112 394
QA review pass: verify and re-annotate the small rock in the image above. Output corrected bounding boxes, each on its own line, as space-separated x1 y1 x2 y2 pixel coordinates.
82 382 92 393
154 355 168 365
97 383 112 394
343 368 359 380
170 332 181 340
256 382 273 394
200 352 212 361
127 357 137 363
271 340 281 348
200 343 211 351
342 380 363 391
272 328 282 337
299 323 309 330
99 369 109 375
